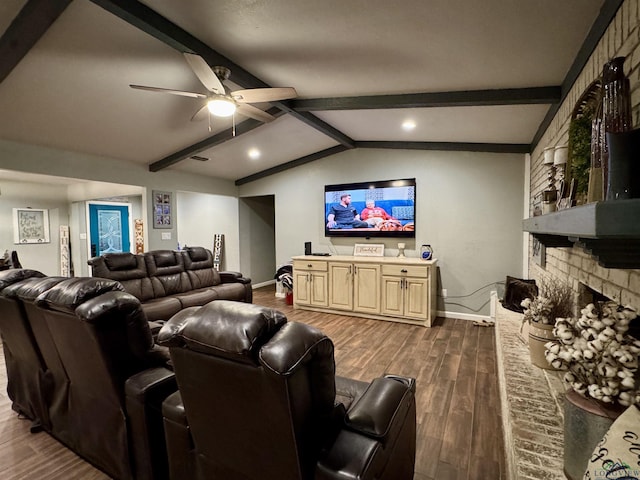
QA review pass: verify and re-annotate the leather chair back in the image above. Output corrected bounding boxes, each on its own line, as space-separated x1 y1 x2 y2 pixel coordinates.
2 276 69 432
144 250 192 297
88 253 154 301
181 246 221 288
35 277 166 480
159 300 337 480
0 269 48 423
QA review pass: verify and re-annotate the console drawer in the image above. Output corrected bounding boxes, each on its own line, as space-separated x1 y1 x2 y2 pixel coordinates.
381 264 429 278
293 260 328 272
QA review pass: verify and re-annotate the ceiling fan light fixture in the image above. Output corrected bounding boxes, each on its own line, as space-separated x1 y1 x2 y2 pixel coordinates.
207 97 236 117
402 120 416 131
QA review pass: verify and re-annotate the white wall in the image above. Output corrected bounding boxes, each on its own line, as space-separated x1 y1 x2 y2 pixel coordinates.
0 138 238 252
0 138 527 316
0 179 69 275
239 148 526 316
176 191 240 271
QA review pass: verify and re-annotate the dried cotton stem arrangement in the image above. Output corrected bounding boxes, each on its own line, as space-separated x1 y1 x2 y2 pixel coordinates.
545 301 640 406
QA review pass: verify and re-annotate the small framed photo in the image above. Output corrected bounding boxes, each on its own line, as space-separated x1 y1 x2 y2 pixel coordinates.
153 190 172 229
353 243 385 257
13 208 50 244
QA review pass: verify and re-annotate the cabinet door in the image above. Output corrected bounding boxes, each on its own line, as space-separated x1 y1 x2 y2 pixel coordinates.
381 276 404 316
309 272 328 307
329 262 353 310
404 277 429 320
293 271 311 305
353 263 380 314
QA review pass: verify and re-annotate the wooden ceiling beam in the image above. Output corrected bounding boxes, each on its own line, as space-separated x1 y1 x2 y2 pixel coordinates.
292 86 561 111
90 0 355 168
0 0 72 85
149 108 284 172
355 141 530 154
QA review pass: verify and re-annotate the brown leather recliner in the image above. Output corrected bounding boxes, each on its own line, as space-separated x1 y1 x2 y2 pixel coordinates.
34 277 178 480
1 274 69 432
158 301 417 480
0 268 48 426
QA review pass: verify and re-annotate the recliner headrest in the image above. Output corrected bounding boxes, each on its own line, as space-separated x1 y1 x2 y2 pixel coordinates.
0 268 46 291
151 250 180 268
185 247 209 262
157 300 287 364
2 276 67 302
103 253 138 270
35 277 125 314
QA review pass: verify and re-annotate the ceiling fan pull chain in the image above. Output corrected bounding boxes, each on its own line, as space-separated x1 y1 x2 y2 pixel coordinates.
232 114 236 137
208 112 212 132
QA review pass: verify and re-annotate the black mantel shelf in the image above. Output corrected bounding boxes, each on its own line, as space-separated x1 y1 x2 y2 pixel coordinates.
523 199 640 269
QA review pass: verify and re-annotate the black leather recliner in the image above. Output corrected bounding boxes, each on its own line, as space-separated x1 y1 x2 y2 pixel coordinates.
1 274 69 432
0 268 48 426
158 300 417 480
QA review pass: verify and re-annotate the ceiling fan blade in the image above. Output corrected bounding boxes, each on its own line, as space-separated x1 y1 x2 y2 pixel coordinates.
183 53 225 95
190 104 209 122
236 104 276 123
129 84 206 99
231 87 297 104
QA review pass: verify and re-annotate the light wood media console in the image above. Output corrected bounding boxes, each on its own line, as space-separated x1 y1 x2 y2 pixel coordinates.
292 255 438 327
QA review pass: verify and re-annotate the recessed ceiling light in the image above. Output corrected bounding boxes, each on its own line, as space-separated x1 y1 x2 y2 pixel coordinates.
402 120 416 131
248 148 261 159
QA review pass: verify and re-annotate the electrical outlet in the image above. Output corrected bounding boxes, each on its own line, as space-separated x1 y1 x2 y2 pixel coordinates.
441 289 448 298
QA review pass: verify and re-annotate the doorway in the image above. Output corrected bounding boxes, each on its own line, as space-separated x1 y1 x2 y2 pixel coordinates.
238 195 275 286
87 202 132 258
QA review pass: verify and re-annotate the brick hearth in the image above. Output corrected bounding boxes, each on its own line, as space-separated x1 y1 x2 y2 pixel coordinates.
494 302 567 480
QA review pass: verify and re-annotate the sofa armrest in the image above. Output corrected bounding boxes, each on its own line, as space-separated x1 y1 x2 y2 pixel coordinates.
219 271 251 284
162 391 195 480
317 375 416 480
345 376 415 441
316 429 382 480
125 367 177 480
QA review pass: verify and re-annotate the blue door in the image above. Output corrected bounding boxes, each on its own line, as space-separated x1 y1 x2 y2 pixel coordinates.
89 203 131 257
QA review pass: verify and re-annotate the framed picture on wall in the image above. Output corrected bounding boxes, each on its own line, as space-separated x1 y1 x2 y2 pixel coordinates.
532 237 546 268
13 208 50 244
153 190 173 229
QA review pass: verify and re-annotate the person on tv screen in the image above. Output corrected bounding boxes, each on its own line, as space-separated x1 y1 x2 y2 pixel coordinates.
326 193 369 229
360 200 396 227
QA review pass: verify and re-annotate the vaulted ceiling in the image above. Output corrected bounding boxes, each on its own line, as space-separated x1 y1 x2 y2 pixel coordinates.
0 0 615 185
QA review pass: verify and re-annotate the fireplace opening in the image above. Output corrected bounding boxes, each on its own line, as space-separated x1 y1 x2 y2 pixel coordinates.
578 282 639 339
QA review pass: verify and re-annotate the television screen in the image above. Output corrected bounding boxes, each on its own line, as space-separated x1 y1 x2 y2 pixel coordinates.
324 178 416 238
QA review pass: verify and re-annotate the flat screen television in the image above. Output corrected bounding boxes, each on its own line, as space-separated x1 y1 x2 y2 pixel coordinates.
324 178 416 238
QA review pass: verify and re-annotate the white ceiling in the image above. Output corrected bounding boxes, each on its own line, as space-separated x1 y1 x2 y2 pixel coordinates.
0 0 606 184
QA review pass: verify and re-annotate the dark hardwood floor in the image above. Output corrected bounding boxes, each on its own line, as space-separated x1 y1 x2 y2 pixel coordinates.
0 285 505 479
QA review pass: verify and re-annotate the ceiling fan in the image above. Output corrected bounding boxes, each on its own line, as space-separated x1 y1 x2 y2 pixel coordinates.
130 53 297 125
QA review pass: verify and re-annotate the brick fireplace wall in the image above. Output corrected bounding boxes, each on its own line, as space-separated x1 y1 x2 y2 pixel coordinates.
528 0 640 309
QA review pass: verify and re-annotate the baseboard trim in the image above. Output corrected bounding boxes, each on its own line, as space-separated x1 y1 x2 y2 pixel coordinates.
252 279 276 289
437 310 492 322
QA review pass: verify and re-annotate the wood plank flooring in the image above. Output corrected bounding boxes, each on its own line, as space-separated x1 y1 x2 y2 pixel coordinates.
0 286 505 479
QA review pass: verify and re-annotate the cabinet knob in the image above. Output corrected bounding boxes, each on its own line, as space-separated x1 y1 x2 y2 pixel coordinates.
401 269 408 273
307 264 312 268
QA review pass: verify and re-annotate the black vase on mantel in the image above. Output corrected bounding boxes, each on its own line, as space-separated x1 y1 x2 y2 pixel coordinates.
600 57 632 198
606 128 640 200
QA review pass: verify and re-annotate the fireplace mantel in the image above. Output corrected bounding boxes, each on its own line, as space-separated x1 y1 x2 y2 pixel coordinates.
523 199 640 268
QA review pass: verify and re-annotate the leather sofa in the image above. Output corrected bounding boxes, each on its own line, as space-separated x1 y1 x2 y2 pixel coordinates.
158 300 417 480
88 246 252 322
0 269 177 480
